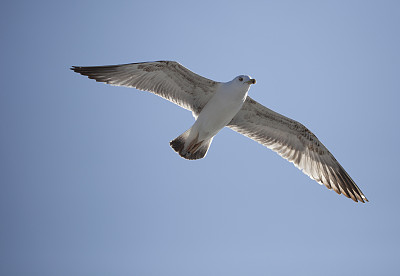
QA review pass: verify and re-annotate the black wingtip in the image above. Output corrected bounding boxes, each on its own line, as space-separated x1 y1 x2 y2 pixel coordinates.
70 66 79 72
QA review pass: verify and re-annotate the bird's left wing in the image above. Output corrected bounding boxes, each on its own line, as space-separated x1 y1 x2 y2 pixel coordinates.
71 61 219 115
228 97 368 203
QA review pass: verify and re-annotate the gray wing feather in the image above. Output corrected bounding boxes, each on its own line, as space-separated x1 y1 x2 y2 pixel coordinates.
71 61 219 115
228 97 368 203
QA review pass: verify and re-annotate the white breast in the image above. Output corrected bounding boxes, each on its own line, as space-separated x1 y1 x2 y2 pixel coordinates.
193 82 249 141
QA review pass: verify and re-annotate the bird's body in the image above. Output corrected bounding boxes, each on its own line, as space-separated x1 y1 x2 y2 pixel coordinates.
71 61 368 203
195 79 249 139
171 76 253 159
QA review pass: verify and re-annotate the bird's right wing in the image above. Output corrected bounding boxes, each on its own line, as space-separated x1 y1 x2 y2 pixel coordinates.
228 97 368 203
71 61 219 115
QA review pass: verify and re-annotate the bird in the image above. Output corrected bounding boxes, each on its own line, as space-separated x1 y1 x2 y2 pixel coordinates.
71 61 368 203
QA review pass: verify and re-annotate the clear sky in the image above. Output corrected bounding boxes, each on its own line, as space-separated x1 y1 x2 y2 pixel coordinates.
1 1 400 275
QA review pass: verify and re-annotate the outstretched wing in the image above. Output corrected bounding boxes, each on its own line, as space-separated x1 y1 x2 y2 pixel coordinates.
71 61 219 115
228 97 368 203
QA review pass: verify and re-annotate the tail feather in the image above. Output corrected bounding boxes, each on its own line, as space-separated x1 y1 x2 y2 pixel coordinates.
170 129 190 154
170 130 213 160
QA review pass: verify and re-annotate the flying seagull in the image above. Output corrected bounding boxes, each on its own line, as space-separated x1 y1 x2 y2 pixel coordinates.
71 61 368 203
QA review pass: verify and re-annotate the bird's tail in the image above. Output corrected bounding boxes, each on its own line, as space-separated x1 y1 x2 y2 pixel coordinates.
170 129 213 160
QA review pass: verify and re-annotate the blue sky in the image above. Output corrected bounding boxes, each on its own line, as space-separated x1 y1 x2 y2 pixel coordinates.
1 1 400 275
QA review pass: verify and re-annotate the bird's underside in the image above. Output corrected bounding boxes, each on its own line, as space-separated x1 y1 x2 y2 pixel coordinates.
71 61 368 203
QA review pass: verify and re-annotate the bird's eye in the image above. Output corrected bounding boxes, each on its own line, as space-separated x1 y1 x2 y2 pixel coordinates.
239 77 243 82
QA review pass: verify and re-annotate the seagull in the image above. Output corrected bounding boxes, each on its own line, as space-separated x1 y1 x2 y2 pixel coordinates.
71 61 368 203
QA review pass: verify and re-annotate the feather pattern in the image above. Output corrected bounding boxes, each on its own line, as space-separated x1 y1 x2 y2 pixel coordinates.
228 97 368 203
71 61 218 115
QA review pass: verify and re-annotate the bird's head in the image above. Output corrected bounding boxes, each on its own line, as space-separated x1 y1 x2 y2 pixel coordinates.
235 75 256 85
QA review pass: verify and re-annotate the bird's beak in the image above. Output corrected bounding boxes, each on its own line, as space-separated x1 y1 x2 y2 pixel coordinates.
246 79 256 85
